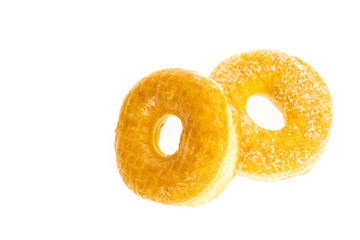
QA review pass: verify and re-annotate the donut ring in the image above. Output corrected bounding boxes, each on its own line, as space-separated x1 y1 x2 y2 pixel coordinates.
210 50 333 181
115 69 237 206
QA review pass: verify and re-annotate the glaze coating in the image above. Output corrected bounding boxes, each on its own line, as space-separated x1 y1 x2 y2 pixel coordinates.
115 69 238 206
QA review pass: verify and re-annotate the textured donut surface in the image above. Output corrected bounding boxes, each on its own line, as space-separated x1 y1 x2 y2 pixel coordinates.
115 68 237 206
210 50 333 181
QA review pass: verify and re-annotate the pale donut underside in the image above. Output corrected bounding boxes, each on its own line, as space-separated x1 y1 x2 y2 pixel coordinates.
210 50 333 181
115 69 238 206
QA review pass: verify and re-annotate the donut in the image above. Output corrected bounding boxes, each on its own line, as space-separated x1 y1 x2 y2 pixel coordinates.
115 68 238 206
209 50 333 181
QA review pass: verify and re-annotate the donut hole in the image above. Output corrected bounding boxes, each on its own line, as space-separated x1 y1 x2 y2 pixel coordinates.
158 115 183 155
246 95 285 131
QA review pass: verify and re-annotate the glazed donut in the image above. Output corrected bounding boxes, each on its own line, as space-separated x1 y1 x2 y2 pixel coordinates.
115 68 237 206
210 50 333 181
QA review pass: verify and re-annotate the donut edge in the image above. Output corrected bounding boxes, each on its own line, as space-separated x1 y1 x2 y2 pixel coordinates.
182 100 238 207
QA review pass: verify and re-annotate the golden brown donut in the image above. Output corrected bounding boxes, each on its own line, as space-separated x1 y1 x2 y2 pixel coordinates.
115 68 237 206
210 50 333 181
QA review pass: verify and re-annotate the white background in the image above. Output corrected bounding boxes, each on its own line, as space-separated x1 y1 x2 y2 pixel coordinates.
1 1 359 239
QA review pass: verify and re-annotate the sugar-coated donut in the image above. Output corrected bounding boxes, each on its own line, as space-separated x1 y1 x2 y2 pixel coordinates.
210 50 333 181
115 68 237 206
